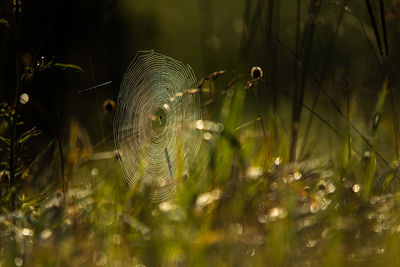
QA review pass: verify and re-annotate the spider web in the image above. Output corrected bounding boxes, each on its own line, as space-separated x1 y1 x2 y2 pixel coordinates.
113 50 202 202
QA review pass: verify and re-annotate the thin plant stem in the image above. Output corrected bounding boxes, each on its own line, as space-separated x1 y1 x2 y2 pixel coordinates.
268 33 392 169
55 110 66 196
365 0 383 55
300 0 348 159
378 0 388 55
10 0 22 210
289 0 302 162
253 88 267 140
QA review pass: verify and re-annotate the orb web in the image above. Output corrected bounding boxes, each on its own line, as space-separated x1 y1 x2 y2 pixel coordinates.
114 50 202 202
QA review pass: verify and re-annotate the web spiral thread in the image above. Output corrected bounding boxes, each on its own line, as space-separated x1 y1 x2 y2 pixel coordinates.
114 50 202 202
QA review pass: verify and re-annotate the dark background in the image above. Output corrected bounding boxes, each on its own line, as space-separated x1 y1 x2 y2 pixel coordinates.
1 0 400 159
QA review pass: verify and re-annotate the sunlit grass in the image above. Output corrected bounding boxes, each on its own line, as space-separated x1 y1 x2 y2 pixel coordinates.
2 0 400 266
2 74 400 266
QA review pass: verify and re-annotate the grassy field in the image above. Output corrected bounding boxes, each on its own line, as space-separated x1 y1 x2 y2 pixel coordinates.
2 0 400 266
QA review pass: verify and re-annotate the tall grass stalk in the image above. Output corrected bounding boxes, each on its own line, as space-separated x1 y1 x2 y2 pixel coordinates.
290 0 320 162
299 0 348 160
9 0 22 210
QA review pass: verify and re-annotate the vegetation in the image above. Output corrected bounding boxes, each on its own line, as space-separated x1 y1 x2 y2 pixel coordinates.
2 0 400 266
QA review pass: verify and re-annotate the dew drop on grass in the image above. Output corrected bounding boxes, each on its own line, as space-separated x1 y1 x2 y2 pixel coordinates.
310 202 320 213
19 93 29 104
159 201 174 212
248 248 256 257
375 248 385 255
268 207 287 220
294 171 302 180
306 239 317 248
245 166 263 179
163 103 170 111
158 178 167 187
41 229 52 239
353 184 360 193
21 228 33 237
196 120 207 130
327 183 336 193
196 189 221 210
91 168 99 176
14 257 23 267
258 214 268 224
203 132 213 141
283 174 295 184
